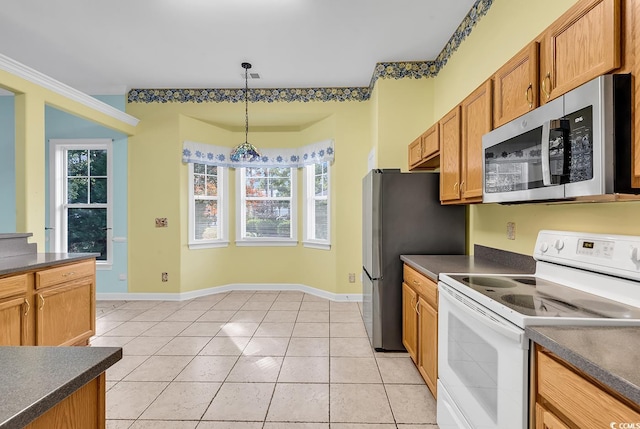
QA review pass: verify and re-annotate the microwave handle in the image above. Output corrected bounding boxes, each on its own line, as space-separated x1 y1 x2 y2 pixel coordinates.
541 121 552 186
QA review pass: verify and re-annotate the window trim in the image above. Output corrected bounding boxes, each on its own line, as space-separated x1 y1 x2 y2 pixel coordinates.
302 162 331 250
236 167 298 246
49 138 114 268
188 163 229 249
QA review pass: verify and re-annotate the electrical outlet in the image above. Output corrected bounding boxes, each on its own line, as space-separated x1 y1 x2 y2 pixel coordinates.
118 273 127 281
507 222 516 240
155 218 168 228
161 272 168 282
348 273 356 283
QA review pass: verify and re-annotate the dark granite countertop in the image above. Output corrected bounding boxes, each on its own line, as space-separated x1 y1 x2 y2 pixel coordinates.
526 326 640 405
0 346 122 429
0 253 98 277
400 254 535 282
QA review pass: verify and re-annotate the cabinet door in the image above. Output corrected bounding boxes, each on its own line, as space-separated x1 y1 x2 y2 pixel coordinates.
0 296 29 345
402 282 418 363
461 80 492 201
408 137 423 170
417 297 437 398
540 0 620 102
36 278 95 346
421 123 439 161
535 403 570 429
493 42 539 127
439 106 462 202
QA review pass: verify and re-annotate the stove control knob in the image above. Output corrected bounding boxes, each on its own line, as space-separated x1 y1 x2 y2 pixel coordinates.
630 246 640 264
553 239 564 251
539 242 549 253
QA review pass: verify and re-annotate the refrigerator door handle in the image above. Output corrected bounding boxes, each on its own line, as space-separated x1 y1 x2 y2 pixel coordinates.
363 266 381 281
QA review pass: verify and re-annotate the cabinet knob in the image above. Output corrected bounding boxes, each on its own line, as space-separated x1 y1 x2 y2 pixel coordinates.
23 299 30 316
38 294 45 311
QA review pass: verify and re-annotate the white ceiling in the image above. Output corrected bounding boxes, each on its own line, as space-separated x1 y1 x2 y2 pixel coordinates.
0 0 477 95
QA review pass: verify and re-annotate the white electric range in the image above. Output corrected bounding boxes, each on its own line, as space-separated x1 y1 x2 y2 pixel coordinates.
436 230 640 429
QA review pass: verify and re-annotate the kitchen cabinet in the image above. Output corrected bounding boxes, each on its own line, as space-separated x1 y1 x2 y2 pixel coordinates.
408 123 440 171
461 80 492 202
440 80 491 205
539 0 620 103
534 346 640 429
439 106 462 203
25 373 105 429
0 274 30 346
0 258 96 347
493 42 539 128
402 282 418 362
402 264 438 398
35 259 96 346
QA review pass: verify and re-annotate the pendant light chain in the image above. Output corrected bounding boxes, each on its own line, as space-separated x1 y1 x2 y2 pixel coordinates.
245 64 249 144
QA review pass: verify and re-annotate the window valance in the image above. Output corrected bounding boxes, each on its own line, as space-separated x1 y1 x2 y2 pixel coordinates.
182 139 334 168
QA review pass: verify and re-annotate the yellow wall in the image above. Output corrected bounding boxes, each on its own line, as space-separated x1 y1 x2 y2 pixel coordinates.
126 99 373 294
429 0 640 256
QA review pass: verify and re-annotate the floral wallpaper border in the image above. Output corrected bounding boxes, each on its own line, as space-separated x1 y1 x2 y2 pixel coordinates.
128 0 492 104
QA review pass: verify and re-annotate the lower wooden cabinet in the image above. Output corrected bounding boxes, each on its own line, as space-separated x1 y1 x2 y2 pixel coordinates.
402 282 419 362
417 296 437 395
534 346 640 429
0 295 29 345
36 278 95 346
402 264 438 398
0 259 96 347
25 373 106 429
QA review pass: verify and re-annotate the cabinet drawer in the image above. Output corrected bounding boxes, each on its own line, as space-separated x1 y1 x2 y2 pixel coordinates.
36 260 95 290
537 350 640 428
0 274 28 300
403 265 437 308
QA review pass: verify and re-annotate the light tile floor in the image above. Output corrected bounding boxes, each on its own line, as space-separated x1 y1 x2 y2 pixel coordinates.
94 291 439 429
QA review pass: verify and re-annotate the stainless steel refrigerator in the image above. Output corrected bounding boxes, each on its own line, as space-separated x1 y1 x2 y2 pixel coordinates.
362 169 466 351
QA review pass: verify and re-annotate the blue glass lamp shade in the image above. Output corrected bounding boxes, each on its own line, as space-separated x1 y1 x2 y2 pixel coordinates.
230 141 261 162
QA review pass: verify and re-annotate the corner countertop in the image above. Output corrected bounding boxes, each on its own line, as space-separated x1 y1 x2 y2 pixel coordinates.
0 253 99 277
0 346 122 429
400 254 535 282
526 326 640 405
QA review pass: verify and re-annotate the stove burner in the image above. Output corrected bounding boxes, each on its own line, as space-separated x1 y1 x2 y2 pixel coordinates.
501 294 535 309
514 278 537 285
462 277 517 289
572 299 629 314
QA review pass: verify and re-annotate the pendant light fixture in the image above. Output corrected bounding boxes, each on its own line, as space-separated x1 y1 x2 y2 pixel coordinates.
230 62 261 162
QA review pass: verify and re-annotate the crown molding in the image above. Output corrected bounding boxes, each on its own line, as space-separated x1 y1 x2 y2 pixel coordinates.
0 53 139 127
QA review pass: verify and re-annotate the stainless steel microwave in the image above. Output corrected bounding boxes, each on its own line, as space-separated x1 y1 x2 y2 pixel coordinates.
482 74 636 203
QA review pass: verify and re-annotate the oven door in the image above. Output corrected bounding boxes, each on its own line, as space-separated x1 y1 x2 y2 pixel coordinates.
482 97 565 203
437 282 529 429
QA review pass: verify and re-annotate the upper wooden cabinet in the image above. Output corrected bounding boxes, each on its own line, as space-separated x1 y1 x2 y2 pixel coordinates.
493 42 539 128
439 106 462 203
539 0 620 102
408 123 440 171
461 80 492 202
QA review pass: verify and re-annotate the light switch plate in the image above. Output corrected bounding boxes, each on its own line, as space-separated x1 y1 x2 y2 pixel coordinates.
507 222 516 240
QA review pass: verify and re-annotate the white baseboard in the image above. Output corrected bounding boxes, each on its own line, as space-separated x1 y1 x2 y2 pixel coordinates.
97 283 362 302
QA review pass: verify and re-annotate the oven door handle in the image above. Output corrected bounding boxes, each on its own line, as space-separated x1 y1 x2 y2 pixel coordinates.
440 285 525 345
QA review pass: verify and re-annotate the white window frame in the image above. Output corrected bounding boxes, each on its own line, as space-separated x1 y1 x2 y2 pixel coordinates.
236 167 297 247
188 163 229 249
49 139 113 269
303 162 331 250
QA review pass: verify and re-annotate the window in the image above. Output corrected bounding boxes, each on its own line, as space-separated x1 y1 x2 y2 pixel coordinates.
50 139 112 266
188 163 228 248
237 167 297 246
303 162 330 249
